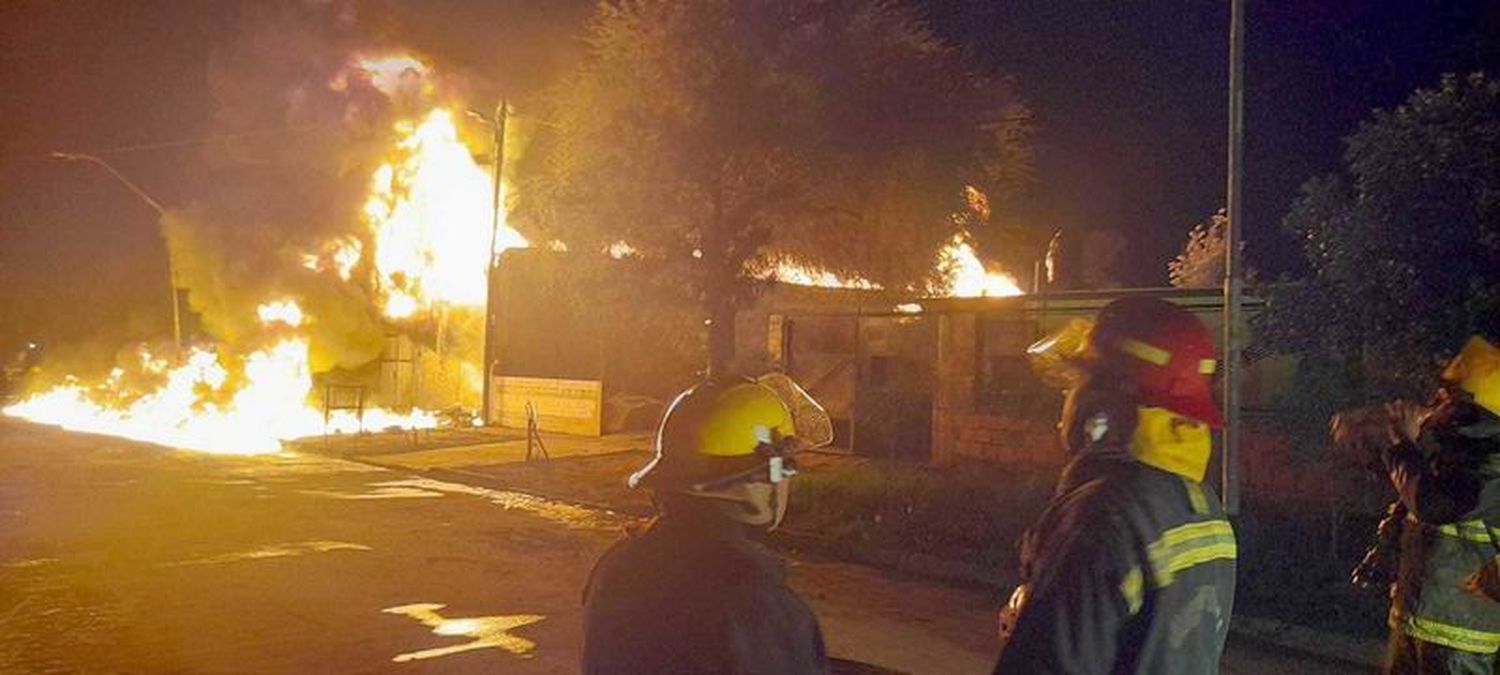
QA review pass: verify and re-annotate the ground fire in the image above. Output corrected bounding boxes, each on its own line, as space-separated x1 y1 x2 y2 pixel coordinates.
2 52 520 455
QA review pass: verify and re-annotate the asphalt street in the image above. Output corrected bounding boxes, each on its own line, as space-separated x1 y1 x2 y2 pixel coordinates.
0 420 1367 674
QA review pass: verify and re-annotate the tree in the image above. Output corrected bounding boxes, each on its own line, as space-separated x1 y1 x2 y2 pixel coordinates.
1259 73 1500 403
1168 209 1228 288
516 0 1032 375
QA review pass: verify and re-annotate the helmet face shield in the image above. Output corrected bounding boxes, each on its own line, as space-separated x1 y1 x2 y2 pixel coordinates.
1026 319 1096 390
755 372 834 450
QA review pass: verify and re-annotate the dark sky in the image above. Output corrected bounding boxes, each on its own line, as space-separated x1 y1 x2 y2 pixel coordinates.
922 0 1500 283
3 0 1498 352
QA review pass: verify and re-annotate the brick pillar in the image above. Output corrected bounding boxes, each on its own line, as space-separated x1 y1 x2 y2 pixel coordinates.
932 313 977 465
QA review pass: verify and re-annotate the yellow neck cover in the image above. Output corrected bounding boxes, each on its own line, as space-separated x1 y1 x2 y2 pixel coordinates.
1130 406 1212 482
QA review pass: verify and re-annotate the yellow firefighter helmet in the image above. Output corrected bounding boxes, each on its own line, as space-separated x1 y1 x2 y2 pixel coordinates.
630 377 825 491
1443 336 1500 417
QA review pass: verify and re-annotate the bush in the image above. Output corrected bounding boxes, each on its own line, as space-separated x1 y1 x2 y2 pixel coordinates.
787 460 1054 572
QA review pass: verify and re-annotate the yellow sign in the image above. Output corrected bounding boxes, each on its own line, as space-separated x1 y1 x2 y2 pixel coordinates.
493 377 603 436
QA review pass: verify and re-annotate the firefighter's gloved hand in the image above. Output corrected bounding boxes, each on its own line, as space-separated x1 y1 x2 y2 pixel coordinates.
1384 400 1427 446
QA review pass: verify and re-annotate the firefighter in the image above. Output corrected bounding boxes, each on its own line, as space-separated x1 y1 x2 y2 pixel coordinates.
581 376 830 675
1375 335 1500 674
993 296 1237 674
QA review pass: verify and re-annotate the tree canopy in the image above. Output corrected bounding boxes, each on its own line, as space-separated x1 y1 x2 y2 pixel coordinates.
1167 208 1252 289
515 0 1033 373
1260 73 1500 401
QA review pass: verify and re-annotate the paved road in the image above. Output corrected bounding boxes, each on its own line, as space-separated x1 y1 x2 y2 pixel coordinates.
0 420 1367 673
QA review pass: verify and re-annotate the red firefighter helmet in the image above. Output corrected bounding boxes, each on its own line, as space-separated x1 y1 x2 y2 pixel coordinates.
1029 297 1225 428
1088 296 1223 427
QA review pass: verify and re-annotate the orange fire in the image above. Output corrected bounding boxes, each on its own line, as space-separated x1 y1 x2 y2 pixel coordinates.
364 109 528 319
301 236 362 281
933 234 1023 298
1 52 515 454
257 299 305 328
764 233 1022 298
763 262 880 290
2 301 436 455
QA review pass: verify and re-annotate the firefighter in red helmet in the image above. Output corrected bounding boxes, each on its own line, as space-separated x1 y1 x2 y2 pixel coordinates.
993 296 1237 674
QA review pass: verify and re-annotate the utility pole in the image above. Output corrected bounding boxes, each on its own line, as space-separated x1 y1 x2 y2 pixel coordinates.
480 99 508 426
1222 0 1245 513
51 152 182 349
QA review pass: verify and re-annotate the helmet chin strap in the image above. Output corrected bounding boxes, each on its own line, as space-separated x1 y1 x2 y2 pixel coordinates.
682 479 790 529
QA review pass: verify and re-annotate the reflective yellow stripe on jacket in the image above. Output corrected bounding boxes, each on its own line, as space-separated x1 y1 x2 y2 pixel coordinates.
1394 517 1500 653
1146 519 1237 587
1394 611 1500 654
1435 519 1500 543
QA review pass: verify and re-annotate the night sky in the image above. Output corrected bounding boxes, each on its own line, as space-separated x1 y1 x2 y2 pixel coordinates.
3 0 1498 353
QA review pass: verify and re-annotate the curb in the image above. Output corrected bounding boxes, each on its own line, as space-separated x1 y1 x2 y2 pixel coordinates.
334 453 657 519
302 446 1386 670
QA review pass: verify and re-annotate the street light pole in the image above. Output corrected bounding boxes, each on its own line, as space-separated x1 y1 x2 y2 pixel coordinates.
51 152 182 349
479 99 508 426
1222 0 1245 513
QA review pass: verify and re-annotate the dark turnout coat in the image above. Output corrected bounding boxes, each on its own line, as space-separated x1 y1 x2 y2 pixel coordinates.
581 507 828 675
993 448 1237 675
1384 409 1500 669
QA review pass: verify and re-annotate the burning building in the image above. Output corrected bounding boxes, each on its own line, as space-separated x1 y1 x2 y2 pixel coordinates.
3 49 525 454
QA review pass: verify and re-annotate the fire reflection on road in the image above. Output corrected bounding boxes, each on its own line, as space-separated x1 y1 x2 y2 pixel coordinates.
163 541 371 567
383 602 544 662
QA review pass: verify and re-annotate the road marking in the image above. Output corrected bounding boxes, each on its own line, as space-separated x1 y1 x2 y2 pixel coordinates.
370 478 634 530
383 602 544 662
298 486 445 500
2 558 59 569
162 541 371 567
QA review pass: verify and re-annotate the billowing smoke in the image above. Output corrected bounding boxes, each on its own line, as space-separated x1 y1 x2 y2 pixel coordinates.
162 0 478 389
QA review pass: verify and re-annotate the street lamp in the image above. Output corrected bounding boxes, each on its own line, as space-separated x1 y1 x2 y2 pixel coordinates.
465 101 509 426
51 151 182 348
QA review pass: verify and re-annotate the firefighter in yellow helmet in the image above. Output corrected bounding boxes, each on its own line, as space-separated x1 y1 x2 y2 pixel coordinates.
581 376 832 675
1347 335 1500 674
994 296 1237 674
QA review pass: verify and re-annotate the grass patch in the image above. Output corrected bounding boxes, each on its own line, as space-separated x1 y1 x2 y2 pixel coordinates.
789 459 1389 642
787 460 1055 573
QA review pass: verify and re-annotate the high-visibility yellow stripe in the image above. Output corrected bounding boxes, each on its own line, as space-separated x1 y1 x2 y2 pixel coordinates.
1148 520 1236 587
1120 338 1171 366
1159 543 1237 580
1435 519 1499 543
1394 611 1500 653
1182 479 1209 515
1119 566 1144 616
1157 520 1234 548
1198 359 1217 374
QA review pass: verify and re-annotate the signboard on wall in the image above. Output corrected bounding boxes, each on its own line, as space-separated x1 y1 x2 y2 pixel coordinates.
493 376 603 436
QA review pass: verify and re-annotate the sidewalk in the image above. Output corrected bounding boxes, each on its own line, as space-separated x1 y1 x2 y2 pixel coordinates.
289 428 658 515
292 427 1386 670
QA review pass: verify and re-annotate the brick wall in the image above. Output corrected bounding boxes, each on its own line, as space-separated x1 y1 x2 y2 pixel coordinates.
933 313 1062 466
943 411 1062 466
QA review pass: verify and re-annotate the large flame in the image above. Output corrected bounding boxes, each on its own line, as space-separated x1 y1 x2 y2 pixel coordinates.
934 234 1023 298
764 233 1022 298
2 301 436 455
763 263 880 290
2 53 508 455
364 109 528 319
